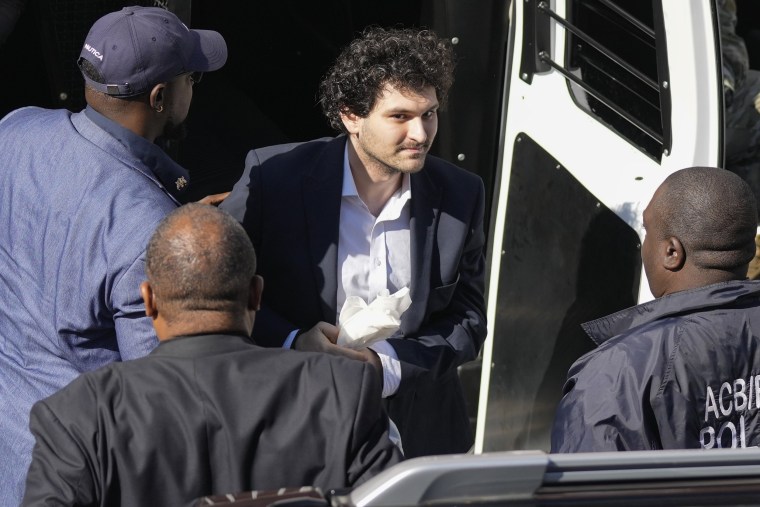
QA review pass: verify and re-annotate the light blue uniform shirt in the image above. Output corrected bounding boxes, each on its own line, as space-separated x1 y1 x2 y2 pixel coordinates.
0 105 186 505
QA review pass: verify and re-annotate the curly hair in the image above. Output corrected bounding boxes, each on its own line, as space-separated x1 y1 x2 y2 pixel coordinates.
319 26 455 132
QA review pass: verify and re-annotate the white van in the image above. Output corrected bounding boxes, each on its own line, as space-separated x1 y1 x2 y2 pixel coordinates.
475 0 724 453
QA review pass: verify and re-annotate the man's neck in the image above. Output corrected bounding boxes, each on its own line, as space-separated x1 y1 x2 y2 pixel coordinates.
660 266 748 297
156 312 252 342
346 137 402 217
86 95 159 142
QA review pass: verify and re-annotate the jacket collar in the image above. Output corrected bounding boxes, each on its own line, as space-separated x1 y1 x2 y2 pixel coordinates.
582 279 760 346
404 164 442 333
150 334 255 358
303 136 346 321
82 106 189 201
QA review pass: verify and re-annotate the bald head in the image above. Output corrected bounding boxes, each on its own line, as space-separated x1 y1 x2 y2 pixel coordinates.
145 203 257 326
652 167 756 269
643 167 757 296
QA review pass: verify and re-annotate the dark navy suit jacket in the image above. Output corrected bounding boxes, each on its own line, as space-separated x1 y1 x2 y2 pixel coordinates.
221 136 487 457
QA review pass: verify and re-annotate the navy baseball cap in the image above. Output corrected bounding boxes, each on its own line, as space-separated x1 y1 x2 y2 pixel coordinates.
78 6 227 97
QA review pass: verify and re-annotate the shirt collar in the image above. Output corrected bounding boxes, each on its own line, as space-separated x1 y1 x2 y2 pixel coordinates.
582 279 760 346
341 143 412 202
342 144 359 198
84 106 189 200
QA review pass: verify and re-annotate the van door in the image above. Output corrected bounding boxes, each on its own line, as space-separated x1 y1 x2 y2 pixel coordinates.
476 0 722 452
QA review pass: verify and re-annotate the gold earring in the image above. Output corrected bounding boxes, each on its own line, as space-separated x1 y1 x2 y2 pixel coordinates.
155 105 164 113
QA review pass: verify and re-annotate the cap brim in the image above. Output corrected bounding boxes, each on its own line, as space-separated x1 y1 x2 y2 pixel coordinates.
188 29 228 72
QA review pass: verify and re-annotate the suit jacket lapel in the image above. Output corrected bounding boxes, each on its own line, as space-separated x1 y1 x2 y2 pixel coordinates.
303 137 346 324
403 168 442 334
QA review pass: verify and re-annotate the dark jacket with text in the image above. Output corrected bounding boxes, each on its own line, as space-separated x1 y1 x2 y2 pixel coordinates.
552 280 760 452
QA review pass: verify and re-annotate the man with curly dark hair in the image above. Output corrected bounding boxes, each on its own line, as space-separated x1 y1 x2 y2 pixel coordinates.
222 27 487 458
319 27 455 133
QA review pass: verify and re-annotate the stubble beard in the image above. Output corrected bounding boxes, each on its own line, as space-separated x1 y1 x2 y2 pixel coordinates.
375 145 430 176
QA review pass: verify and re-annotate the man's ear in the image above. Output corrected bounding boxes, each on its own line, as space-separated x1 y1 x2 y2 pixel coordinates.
663 236 686 271
248 275 264 312
149 83 167 113
340 110 361 135
140 281 158 319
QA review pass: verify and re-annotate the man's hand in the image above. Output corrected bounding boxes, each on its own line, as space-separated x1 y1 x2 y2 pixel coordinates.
356 347 382 373
197 191 231 206
295 324 384 390
356 347 384 390
294 322 366 362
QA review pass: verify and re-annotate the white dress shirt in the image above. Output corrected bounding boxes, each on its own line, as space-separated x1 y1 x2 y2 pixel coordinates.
337 146 410 398
285 146 410 398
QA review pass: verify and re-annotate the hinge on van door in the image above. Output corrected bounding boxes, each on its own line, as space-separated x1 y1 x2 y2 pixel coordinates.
520 0 551 84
